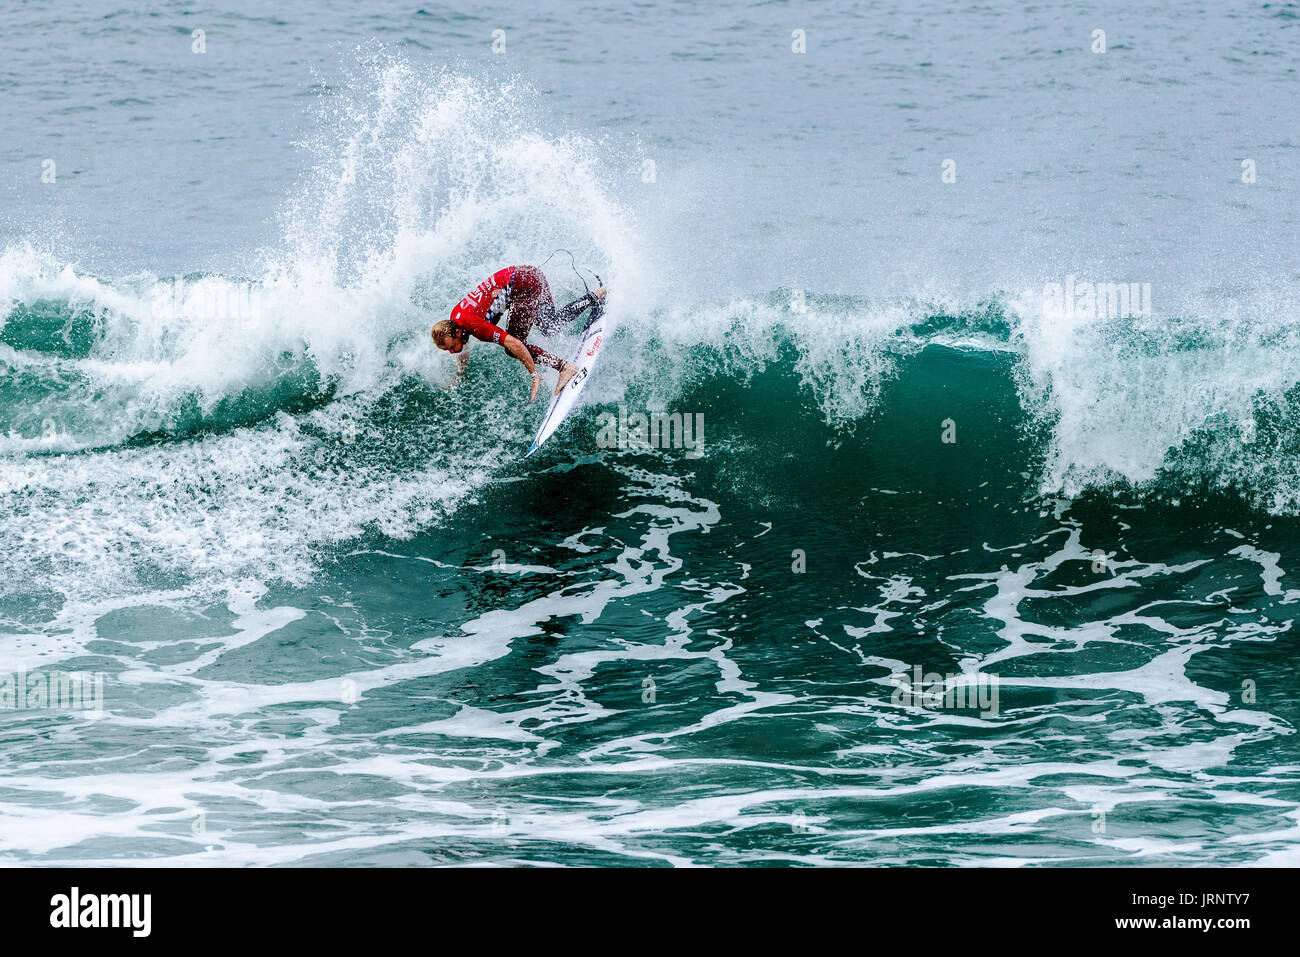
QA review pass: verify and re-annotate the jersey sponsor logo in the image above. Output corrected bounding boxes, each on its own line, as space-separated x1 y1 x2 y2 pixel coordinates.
457 280 498 321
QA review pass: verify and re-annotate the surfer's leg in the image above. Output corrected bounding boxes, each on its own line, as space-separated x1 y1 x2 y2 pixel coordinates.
534 300 560 333
554 287 606 329
506 266 557 335
505 290 544 340
525 343 566 371
505 310 535 342
524 343 577 396
553 298 588 323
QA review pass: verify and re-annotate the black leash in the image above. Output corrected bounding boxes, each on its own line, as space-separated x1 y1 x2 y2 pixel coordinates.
541 248 602 297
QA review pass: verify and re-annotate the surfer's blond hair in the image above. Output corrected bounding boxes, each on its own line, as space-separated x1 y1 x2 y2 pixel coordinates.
431 320 460 348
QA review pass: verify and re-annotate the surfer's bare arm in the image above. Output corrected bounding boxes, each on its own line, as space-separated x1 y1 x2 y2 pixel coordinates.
502 334 541 404
446 350 468 389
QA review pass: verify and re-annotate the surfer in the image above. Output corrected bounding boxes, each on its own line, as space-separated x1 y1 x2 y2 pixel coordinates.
431 265 606 403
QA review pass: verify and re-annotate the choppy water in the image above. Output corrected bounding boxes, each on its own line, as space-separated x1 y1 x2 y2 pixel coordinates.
2 1 1300 865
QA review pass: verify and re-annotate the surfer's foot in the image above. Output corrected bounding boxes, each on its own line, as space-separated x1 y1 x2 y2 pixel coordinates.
574 287 605 315
555 361 579 394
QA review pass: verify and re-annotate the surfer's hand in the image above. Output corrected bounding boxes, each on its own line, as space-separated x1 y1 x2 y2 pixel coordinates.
529 372 540 404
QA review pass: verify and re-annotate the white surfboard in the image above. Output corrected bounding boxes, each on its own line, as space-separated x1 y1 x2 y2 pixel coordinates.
525 305 609 457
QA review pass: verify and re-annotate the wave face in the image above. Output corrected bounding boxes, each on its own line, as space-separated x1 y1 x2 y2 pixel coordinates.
11 262 1300 603
4 54 1300 867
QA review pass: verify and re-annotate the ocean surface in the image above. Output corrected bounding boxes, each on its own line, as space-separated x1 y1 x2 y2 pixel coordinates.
3 0 1300 865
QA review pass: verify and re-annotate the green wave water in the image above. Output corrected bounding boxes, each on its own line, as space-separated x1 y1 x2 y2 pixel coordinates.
4 264 1300 865
3 50 1300 865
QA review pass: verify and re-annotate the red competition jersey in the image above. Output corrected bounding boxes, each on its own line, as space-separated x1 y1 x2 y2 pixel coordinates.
449 266 517 344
